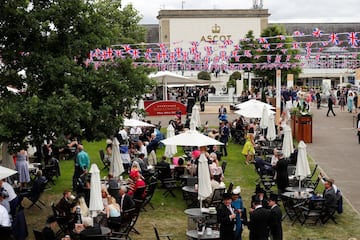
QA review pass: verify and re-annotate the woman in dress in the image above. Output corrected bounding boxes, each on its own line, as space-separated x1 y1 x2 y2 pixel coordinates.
15 148 30 188
242 127 255 165
338 91 346 112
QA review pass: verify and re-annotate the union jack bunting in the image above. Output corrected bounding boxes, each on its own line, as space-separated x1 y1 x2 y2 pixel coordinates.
258 37 268 44
292 31 304 37
275 55 281 63
347 32 358 47
204 46 213 56
292 42 300 49
276 43 284 49
122 45 132 53
329 33 339 45
174 48 183 57
312 28 323 38
244 50 252 58
278 35 286 40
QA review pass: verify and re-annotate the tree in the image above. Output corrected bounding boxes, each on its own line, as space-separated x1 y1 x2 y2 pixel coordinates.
227 71 241 90
253 25 302 85
197 71 211 80
0 0 153 151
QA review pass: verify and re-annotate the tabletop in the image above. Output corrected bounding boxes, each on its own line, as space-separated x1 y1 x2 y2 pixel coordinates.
282 191 313 200
285 186 314 193
186 230 220 240
182 186 197 194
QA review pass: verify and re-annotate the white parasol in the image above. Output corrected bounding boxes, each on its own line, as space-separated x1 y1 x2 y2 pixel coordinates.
190 105 202 130
282 125 294 158
164 124 177 158
89 164 103 214
0 165 17 179
295 141 311 188
109 137 124 178
124 118 154 127
266 114 277 142
197 153 212 210
161 130 223 147
235 99 275 110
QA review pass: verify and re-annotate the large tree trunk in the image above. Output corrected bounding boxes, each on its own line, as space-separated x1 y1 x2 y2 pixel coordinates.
1 142 15 169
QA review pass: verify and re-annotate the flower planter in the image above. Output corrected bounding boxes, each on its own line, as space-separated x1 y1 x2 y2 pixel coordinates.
295 115 312 143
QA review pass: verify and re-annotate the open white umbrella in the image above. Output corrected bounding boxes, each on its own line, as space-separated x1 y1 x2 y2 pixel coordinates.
164 124 177 158
109 137 124 178
124 118 154 127
295 141 311 189
282 125 294 158
235 104 275 119
235 99 275 110
197 153 212 210
161 130 223 147
190 105 201 130
89 164 103 215
0 165 17 179
266 114 276 142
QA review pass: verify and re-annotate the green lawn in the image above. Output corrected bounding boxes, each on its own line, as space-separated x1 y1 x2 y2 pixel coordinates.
25 139 360 240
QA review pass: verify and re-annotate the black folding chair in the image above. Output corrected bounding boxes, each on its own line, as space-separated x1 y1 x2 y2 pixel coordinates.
33 229 44 240
153 224 173 240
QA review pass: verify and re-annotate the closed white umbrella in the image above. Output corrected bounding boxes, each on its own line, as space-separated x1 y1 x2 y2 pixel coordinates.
164 124 177 158
109 137 124 178
190 105 202 130
161 130 223 147
296 141 311 188
197 153 212 210
282 125 294 158
260 105 270 129
89 164 103 215
0 165 17 179
266 114 276 142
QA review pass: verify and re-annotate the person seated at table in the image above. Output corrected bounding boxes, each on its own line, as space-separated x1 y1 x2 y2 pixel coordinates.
136 140 147 159
127 170 146 199
106 196 121 231
320 179 338 223
56 189 75 221
0 178 19 219
270 148 280 168
209 152 224 181
118 186 135 214
251 186 269 210
19 170 47 204
42 215 57 240
72 196 90 219
101 185 109 210
131 153 148 175
75 217 101 238
157 156 172 182
0 189 11 227
254 156 274 177
103 139 113 166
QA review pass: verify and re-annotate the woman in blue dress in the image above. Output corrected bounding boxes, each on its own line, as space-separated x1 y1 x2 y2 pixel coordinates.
231 186 244 240
348 91 354 113
16 148 30 188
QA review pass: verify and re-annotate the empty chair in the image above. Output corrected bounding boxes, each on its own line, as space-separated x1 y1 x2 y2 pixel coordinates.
153 224 172 240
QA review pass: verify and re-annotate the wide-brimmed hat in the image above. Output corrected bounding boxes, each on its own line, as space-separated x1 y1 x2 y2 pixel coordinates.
232 186 241 195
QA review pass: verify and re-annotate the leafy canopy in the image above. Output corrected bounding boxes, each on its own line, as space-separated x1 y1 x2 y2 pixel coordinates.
0 0 153 150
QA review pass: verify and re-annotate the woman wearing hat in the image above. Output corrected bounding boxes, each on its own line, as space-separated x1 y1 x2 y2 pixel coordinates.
231 186 244 240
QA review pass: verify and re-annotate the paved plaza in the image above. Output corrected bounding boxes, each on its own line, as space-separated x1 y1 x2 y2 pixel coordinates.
147 102 360 215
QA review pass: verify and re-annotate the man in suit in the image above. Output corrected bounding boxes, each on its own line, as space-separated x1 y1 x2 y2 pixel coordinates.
219 121 229 156
217 193 236 240
268 193 283 240
118 186 135 213
326 95 336 117
56 189 74 221
321 179 338 223
248 196 270 240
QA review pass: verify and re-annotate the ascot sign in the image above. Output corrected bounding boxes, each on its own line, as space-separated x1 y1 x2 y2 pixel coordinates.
200 24 232 42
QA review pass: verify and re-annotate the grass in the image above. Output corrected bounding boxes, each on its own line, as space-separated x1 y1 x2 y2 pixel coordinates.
24 138 360 240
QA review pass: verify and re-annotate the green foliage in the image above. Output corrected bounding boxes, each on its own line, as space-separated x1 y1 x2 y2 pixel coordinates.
197 71 211 80
227 71 241 90
253 24 302 85
0 0 153 150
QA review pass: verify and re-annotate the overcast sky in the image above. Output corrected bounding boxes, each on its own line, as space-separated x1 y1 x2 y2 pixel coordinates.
121 0 360 24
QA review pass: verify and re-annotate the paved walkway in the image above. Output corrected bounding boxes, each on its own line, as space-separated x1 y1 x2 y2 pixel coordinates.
147 102 360 215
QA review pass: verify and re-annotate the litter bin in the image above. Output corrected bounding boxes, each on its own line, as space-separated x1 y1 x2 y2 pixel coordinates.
295 116 312 143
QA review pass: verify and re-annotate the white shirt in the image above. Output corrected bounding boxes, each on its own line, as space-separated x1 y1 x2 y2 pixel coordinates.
139 145 147 158
0 204 11 227
2 182 17 201
119 129 128 140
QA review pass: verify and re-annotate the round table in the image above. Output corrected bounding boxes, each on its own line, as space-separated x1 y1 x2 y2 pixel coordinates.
186 229 220 240
285 186 314 193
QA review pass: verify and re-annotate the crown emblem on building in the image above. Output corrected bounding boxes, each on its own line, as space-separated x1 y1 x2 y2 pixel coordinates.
212 24 221 33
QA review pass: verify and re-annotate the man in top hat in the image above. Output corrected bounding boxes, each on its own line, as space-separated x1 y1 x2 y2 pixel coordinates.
248 196 270 240
217 193 236 240
268 193 283 240
42 215 57 240
251 186 269 210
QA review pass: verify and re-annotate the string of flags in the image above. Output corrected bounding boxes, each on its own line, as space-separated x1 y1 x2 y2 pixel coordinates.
85 29 360 71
